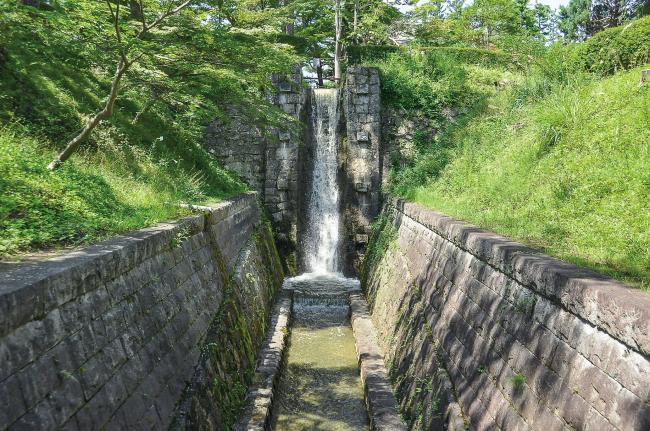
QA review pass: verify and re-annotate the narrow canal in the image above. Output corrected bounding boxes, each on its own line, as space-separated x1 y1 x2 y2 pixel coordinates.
271 275 368 430
270 88 370 429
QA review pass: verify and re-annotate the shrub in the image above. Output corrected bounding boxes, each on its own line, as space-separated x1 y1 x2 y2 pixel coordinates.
347 44 400 63
366 50 475 117
576 15 650 75
349 44 511 67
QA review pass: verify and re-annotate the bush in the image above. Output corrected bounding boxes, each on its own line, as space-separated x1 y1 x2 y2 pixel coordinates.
347 44 399 63
367 50 475 118
348 44 511 67
576 15 650 75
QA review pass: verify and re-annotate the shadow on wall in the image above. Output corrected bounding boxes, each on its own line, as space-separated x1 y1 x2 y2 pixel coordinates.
363 199 650 430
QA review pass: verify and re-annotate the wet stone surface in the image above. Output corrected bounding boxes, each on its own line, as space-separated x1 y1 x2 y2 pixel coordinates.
271 274 369 431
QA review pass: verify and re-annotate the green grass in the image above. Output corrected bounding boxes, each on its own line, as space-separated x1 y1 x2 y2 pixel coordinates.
0 125 245 257
0 7 247 258
403 67 650 289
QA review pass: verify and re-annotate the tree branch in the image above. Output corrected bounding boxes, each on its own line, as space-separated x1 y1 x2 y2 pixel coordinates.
48 0 196 170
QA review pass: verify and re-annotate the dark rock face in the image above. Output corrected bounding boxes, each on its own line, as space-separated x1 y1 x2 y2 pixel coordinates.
341 66 382 276
0 193 284 430
363 196 650 431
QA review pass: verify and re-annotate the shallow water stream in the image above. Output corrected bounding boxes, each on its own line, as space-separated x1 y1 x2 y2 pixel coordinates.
271 275 369 431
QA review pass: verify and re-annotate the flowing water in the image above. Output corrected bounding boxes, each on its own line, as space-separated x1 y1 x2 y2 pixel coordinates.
304 89 340 274
271 88 369 430
272 275 368 431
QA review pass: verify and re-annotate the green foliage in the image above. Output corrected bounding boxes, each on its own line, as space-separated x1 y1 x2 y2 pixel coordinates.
559 0 592 41
0 127 230 255
361 214 397 288
559 0 648 41
511 373 526 389
366 50 477 117
0 1 307 256
403 67 650 289
574 15 650 75
462 0 527 45
349 45 512 67
347 44 400 63
347 0 403 45
370 50 512 197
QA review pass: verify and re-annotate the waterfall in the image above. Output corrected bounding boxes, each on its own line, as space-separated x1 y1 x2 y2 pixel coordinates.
305 88 340 274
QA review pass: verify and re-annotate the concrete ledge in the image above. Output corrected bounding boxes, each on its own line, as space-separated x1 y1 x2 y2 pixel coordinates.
385 195 650 358
350 293 406 431
235 292 292 431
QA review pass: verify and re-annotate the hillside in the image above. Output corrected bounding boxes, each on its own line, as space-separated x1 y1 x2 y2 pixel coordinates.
0 3 293 257
368 42 649 288
412 68 648 289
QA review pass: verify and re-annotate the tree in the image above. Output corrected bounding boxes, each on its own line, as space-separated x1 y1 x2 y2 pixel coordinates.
463 0 522 46
47 0 196 170
347 0 404 44
590 0 647 30
558 0 645 41
515 0 538 33
559 0 592 40
335 0 343 81
533 2 557 41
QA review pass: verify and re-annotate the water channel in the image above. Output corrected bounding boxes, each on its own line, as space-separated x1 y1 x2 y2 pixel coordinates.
271 89 370 430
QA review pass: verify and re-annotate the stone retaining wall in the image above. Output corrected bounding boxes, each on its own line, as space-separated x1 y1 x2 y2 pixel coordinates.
342 66 382 275
204 68 307 266
362 196 650 430
0 192 284 430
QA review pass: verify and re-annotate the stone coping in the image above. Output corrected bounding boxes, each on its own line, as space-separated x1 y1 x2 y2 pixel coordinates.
385 195 650 358
350 293 406 431
235 292 292 431
0 192 258 339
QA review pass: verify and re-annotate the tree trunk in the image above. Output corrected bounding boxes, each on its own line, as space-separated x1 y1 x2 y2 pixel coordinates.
314 58 324 88
334 0 343 83
129 0 143 20
48 60 128 170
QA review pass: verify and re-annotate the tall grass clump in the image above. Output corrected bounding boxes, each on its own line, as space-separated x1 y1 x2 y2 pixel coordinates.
408 68 650 288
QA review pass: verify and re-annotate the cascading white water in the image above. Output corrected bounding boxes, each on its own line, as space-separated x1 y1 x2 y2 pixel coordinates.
275 90 369 431
305 88 340 274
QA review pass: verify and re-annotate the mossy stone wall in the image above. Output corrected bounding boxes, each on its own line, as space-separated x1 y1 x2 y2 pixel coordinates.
0 192 284 430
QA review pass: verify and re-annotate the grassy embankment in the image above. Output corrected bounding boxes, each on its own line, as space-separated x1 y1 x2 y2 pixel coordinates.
0 6 248 258
365 18 650 289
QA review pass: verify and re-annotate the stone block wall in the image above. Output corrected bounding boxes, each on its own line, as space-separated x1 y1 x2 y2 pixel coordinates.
380 107 439 189
204 68 307 267
342 66 382 274
363 196 650 430
203 67 384 275
265 68 307 250
0 192 284 430
205 107 266 192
